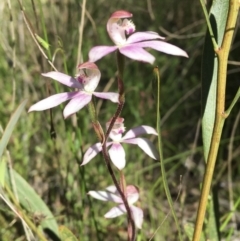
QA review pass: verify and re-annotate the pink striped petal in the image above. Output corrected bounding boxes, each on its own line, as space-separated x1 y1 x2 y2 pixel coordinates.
42 72 82 89
104 204 126 218
129 40 188 57
109 10 132 19
126 31 164 44
119 45 155 64
88 46 118 62
109 143 126 170
63 92 92 118
122 125 158 140
28 91 79 112
93 92 119 103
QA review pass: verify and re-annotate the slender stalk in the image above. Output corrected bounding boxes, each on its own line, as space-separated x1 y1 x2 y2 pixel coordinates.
193 1 239 240
154 67 183 241
101 51 135 241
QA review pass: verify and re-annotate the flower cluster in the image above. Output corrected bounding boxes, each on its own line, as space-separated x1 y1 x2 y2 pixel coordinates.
28 10 187 235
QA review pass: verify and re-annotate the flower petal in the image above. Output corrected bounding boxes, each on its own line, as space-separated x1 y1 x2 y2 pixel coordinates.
88 191 122 203
131 205 144 229
63 92 92 118
82 143 103 166
129 40 188 58
122 125 158 140
109 10 132 19
119 45 155 64
123 137 159 160
126 31 164 44
104 204 126 218
93 92 119 103
109 143 126 170
88 46 118 62
126 185 139 204
42 72 82 89
28 92 78 112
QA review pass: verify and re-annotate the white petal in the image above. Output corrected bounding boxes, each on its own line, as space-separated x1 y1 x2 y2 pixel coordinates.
109 143 126 170
42 72 82 88
104 204 126 218
131 205 144 229
129 40 188 58
126 31 164 44
119 45 155 64
63 92 92 118
28 92 78 112
88 191 122 203
93 92 119 103
123 138 159 160
82 143 102 166
122 125 158 140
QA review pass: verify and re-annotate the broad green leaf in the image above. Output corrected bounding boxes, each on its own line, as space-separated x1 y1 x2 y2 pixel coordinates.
5 169 59 238
0 99 28 159
59 226 78 241
202 0 229 160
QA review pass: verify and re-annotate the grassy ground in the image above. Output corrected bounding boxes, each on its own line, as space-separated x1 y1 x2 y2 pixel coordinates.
0 0 240 240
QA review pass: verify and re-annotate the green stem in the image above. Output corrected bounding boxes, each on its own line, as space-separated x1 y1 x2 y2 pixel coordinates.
193 1 239 240
154 67 183 241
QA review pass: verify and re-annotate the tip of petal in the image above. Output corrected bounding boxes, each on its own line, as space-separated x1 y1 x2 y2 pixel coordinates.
77 62 98 70
110 10 132 19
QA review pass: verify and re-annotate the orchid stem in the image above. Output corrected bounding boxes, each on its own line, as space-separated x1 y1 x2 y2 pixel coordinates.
101 50 135 241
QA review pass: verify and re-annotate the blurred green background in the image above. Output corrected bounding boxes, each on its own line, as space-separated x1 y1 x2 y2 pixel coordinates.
0 0 239 240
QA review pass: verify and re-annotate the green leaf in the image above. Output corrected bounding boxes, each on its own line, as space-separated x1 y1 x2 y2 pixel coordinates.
35 34 50 50
202 0 229 161
0 158 6 186
59 226 78 241
0 99 28 159
5 169 59 238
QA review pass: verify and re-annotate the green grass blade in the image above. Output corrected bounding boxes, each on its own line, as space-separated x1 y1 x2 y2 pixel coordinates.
0 99 28 159
5 169 60 237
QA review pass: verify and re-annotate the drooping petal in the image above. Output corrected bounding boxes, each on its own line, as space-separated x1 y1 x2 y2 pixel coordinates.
123 138 159 160
119 45 155 64
88 46 118 62
93 92 119 103
130 205 144 229
42 72 82 89
28 92 79 112
104 204 126 218
88 191 122 203
82 143 103 166
129 40 188 58
126 31 164 44
63 92 92 118
109 143 126 170
122 125 158 140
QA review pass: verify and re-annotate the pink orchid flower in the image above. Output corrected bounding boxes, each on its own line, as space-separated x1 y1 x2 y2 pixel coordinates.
82 117 158 170
28 62 119 118
89 185 143 229
88 10 188 64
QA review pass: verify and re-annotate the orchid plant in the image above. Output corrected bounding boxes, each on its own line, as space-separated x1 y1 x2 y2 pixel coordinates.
28 9 187 241
82 117 159 170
